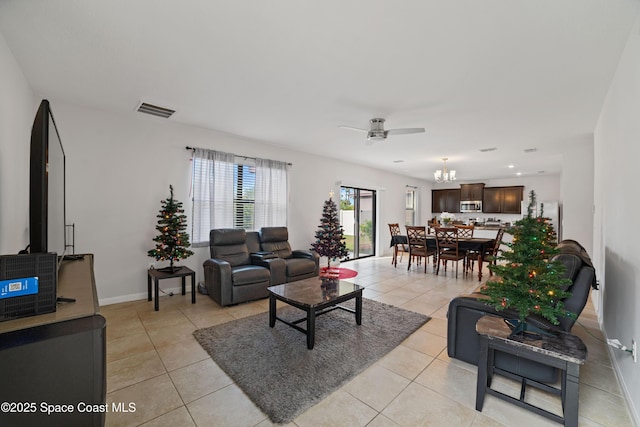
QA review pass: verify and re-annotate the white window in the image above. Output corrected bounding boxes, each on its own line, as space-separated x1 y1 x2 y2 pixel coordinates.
190 148 288 246
405 186 418 226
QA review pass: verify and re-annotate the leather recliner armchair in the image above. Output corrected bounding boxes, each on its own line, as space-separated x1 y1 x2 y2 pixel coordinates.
259 227 319 282
446 239 597 382
203 228 285 306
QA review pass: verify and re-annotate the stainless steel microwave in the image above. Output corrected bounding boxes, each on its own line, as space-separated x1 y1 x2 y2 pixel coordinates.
460 201 482 213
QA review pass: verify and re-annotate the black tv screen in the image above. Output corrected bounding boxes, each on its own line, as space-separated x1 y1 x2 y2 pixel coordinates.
29 99 66 256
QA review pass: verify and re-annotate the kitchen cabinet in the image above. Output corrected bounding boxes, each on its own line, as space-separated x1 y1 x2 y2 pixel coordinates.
432 189 460 213
482 186 523 213
460 183 484 201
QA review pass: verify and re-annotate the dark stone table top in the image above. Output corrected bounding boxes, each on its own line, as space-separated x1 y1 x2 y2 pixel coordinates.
476 315 588 365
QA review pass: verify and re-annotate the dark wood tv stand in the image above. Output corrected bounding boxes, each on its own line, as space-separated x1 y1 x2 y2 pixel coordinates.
0 254 106 427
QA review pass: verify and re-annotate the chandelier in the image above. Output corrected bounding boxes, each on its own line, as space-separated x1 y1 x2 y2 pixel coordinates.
434 157 456 183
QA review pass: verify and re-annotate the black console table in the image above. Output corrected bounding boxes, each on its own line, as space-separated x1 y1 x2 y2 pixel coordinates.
0 254 106 427
475 315 587 427
147 266 196 311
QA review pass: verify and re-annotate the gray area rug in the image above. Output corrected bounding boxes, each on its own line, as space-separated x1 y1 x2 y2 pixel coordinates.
193 298 430 424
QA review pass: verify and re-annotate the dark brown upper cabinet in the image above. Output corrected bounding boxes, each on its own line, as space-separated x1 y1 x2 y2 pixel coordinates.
460 183 485 201
432 189 461 213
482 186 524 213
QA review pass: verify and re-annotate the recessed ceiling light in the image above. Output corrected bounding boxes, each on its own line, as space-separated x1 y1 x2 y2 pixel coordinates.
479 147 497 152
516 172 522 176
508 164 515 168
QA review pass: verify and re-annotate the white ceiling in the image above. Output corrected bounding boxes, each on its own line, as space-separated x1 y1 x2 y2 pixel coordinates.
1 1 638 182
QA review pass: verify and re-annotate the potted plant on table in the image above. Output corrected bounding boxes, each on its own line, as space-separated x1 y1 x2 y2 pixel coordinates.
440 212 456 227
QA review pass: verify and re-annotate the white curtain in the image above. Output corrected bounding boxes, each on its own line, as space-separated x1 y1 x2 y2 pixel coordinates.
191 148 235 246
254 158 288 230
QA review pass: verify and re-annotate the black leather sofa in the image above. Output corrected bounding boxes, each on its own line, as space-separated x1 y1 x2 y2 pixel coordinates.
446 239 597 382
258 227 319 282
203 227 319 306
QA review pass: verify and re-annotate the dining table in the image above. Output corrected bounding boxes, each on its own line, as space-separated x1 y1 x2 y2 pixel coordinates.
390 232 495 281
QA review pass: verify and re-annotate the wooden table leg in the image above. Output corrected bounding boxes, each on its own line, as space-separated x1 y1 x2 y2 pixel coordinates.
355 294 362 325
181 276 186 295
477 253 484 282
147 274 152 301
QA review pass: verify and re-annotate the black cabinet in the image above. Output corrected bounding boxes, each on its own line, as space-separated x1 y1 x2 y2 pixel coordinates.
432 189 461 213
0 255 105 427
482 186 523 213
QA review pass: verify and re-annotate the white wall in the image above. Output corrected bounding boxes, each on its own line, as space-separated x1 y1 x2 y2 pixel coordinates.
42 102 430 304
0 31 34 254
560 138 595 254
594 13 640 425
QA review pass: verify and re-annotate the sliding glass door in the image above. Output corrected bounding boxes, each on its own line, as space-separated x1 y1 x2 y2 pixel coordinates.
340 186 376 260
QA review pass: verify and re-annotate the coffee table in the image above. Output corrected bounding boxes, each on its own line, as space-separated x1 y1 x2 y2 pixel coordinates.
268 277 364 349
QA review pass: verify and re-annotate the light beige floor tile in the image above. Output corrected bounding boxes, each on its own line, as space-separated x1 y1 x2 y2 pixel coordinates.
470 412 508 426
139 308 192 330
226 301 268 319
382 382 476 426
579 383 633 427
146 321 198 348
294 389 378 427
415 358 478 408
377 344 434 380
401 329 448 357
107 349 166 393
107 331 155 363
419 316 447 337
156 335 210 372
169 358 233 403
184 310 236 329
106 315 147 341
139 406 196 427
367 413 401 426
187 384 266 427
106 374 182 427
343 364 410 411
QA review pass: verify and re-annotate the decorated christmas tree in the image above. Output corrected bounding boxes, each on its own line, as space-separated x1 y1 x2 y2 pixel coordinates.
311 193 349 268
481 190 573 327
148 185 194 272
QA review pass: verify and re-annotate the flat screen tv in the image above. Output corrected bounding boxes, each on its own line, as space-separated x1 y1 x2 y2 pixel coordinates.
29 99 66 257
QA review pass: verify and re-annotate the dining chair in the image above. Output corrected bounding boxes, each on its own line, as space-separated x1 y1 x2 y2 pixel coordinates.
468 227 505 274
434 227 467 278
405 226 436 273
455 224 475 271
388 223 408 267
485 227 505 276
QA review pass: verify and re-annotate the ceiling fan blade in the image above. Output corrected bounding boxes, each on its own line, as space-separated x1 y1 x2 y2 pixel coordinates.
386 128 425 135
338 125 368 133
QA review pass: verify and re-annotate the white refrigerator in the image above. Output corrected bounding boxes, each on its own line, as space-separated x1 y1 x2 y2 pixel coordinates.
522 200 561 242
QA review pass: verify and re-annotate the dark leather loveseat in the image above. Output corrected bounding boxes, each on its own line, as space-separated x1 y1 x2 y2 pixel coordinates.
446 239 597 382
203 227 319 306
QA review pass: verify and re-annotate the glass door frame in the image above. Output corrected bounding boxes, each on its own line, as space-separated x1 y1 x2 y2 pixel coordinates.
339 186 376 261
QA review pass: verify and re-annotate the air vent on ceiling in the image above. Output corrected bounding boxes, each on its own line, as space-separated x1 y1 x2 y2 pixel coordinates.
479 147 497 152
136 102 175 118
524 148 538 153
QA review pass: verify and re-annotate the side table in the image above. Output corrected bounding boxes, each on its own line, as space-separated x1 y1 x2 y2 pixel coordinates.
475 315 587 427
147 266 196 311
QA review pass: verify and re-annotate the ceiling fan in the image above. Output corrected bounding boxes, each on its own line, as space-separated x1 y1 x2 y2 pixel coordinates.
339 118 425 144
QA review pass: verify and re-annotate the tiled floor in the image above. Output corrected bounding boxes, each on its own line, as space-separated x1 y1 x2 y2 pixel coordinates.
101 256 632 426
